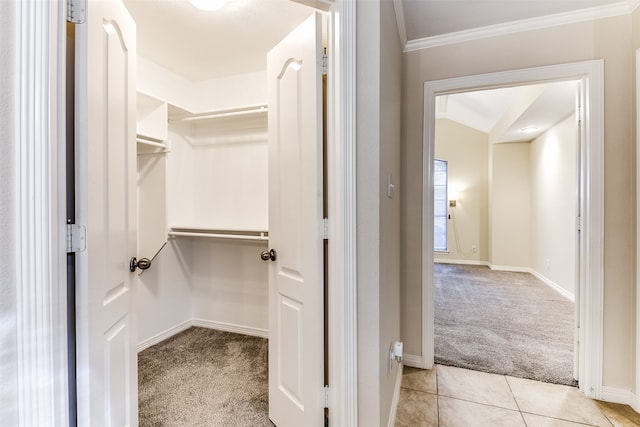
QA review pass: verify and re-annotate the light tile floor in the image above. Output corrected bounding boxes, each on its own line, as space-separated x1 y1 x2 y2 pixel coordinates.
395 365 640 427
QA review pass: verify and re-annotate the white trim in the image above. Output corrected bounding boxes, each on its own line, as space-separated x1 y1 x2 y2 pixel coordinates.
15 1 69 426
601 386 636 406
137 319 269 352
137 320 267 352
487 264 530 273
327 1 358 426
402 354 423 368
392 0 407 49
434 260 575 301
422 60 604 400
387 365 403 427
191 318 269 338
136 320 193 352
405 1 637 52
530 270 575 303
434 259 489 266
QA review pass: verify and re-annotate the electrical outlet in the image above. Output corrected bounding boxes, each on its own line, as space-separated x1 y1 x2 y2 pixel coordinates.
471 245 477 253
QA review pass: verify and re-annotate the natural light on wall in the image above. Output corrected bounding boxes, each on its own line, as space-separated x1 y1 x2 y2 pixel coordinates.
188 0 234 11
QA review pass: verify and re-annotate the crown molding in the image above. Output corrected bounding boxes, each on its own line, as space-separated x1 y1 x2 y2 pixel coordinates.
405 0 638 52
393 0 407 48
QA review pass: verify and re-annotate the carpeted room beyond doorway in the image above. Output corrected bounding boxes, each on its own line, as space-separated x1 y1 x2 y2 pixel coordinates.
434 263 576 386
138 327 273 427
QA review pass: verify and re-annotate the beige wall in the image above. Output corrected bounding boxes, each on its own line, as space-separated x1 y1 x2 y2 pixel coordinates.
401 15 635 388
633 5 640 397
490 142 532 268
530 115 578 296
357 0 402 425
433 119 489 263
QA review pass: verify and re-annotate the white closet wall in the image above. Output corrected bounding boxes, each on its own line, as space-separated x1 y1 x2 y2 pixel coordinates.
167 115 268 230
135 58 270 349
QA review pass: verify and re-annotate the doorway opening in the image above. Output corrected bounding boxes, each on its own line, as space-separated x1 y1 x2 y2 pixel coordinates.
420 60 605 399
431 81 580 386
119 1 328 425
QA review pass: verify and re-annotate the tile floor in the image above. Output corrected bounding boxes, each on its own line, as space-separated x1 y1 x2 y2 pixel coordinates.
395 365 640 427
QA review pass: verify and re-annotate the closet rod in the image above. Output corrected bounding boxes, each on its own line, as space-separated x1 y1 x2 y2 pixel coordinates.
168 231 269 241
171 105 268 122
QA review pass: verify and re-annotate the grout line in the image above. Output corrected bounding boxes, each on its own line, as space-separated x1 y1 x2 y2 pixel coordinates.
504 375 529 426
519 412 601 426
438 394 523 413
399 385 438 396
505 375 522 412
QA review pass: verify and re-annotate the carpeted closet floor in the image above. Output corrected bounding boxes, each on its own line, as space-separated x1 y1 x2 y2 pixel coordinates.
138 327 273 427
434 263 577 386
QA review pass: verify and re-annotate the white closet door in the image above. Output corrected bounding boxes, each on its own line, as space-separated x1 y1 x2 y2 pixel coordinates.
267 12 325 427
74 0 138 425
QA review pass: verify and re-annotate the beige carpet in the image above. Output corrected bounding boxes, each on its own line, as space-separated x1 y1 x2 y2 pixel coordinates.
138 327 273 426
434 263 577 386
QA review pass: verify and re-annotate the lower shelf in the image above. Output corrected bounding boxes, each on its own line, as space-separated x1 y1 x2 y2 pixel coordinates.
168 226 268 242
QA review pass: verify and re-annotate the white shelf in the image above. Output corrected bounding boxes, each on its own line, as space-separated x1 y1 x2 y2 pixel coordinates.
137 92 168 141
168 226 268 242
169 104 267 123
137 136 168 150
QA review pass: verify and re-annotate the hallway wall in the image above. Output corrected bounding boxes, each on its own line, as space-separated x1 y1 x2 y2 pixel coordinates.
357 0 403 425
401 14 635 390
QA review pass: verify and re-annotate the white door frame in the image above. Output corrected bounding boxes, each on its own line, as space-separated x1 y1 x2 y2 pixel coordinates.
18 0 358 426
12 0 70 425
421 60 604 399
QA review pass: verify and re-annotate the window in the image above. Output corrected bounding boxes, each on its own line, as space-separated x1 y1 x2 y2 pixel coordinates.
434 159 448 252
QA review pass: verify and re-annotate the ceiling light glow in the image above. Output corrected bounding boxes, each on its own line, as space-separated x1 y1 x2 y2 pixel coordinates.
188 0 228 11
520 126 538 133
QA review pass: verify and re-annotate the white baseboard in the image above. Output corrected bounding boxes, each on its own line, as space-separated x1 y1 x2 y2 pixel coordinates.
530 270 575 302
137 319 269 352
488 264 530 273
434 258 488 266
387 364 404 427
137 319 193 352
191 318 269 339
403 353 423 368
601 386 636 407
486 265 576 302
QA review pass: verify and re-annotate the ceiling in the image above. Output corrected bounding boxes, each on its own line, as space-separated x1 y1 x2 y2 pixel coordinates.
438 81 579 143
122 0 315 82
122 0 632 82
400 0 623 41
123 0 620 140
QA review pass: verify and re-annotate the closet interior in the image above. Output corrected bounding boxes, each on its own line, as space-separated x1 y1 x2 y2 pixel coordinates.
136 90 270 350
128 0 317 351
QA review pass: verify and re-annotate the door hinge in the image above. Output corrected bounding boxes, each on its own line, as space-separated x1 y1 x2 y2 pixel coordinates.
67 224 86 253
322 47 328 75
66 0 86 24
324 385 329 408
323 217 329 239
576 105 582 123
576 216 582 231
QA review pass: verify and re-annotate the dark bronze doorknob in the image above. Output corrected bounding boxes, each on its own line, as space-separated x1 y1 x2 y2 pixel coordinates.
260 249 277 262
130 257 152 272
